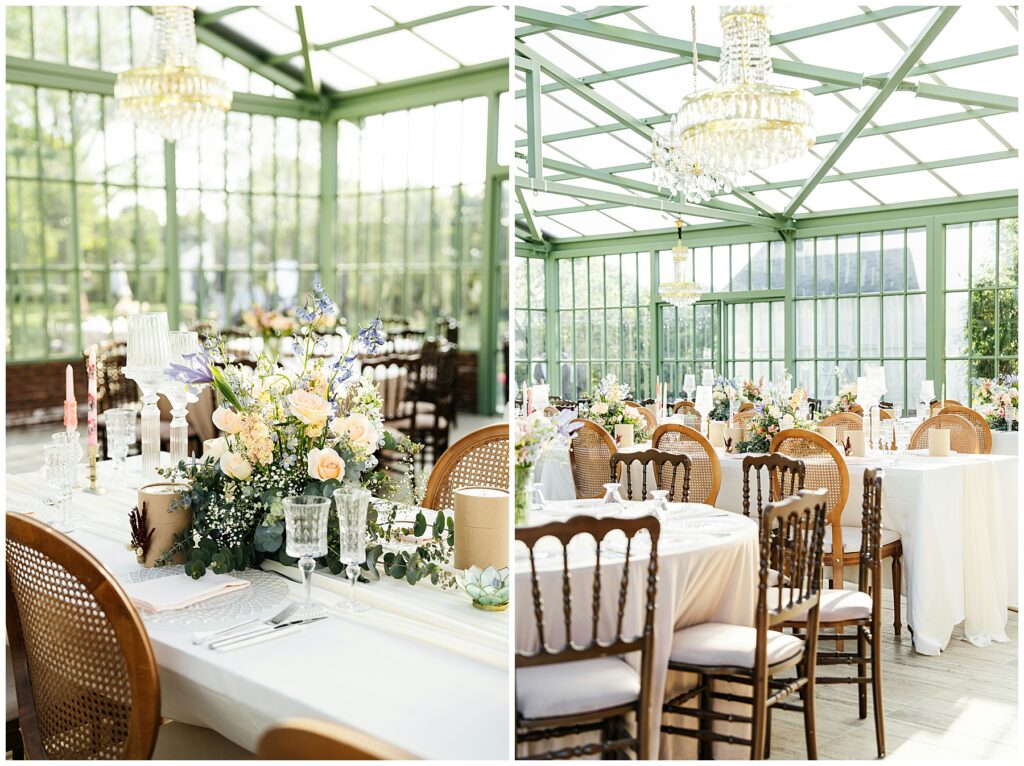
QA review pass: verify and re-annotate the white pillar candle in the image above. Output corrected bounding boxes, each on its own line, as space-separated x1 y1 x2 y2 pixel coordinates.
928 428 951 457
847 430 866 457
614 424 634 448
724 426 744 452
818 425 838 444
532 384 549 409
708 420 725 448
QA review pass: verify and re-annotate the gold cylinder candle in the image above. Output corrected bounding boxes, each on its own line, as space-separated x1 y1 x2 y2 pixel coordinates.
614 423 635 448
454 487 509 572
137 483 192 567
707 420 725 448
928 428 951 457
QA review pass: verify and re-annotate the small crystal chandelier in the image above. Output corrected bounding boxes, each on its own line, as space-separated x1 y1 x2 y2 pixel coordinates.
674 6 814 178
660 219 703 309
115 6 231 142
651 7 733 203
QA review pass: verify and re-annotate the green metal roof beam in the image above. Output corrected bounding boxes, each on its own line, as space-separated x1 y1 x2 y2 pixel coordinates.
516 40 653 139
295 7 319 96
267 7 487 64
771 6 934 44
195 6 252 26
514 7 867 88
515 187 544 242
516 6 643 38
784 6 959 217
909 82 1017 111
516 177 783 228
745 150 1017 192
525 60 543 179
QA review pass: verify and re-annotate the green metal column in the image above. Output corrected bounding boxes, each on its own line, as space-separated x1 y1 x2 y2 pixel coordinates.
783 234 796 379
477 90 501 414
544 251 559 396
926 215 945 388
318 118 338 289
164 140 180 329
649 248 660 395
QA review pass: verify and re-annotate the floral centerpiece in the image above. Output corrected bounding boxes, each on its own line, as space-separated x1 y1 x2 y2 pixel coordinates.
158 280 454 587
515 410 580 524
709 376 738 421
240 305 297 359
824 383 859 416
736 373 812 453
739 378 763 404
579 374 652 442
973 374 1019 430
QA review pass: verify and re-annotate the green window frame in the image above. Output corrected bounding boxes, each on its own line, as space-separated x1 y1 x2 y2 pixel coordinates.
514 254 547 388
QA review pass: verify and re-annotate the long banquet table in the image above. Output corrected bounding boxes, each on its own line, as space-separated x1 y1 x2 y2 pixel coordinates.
516 500 758 759
536 440 1017 655
6 456 508 759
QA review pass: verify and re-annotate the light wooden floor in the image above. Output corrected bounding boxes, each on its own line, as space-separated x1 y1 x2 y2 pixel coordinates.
768 594 1018 760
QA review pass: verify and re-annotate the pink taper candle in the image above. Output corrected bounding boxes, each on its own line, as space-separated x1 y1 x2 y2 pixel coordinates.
64 364 77 432
87 347 98 447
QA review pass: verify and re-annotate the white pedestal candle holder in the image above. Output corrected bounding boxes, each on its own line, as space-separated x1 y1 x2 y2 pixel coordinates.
124 312 172 479
160 331 201 465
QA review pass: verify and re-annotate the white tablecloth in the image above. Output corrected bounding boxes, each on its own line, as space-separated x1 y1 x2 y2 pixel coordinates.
516 501 758 759
538 443 1017 655
990 430 1019 456
6 456 508 759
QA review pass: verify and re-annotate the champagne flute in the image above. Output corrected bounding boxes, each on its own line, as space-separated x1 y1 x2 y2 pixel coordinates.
283 495 330 620
333 486 371 613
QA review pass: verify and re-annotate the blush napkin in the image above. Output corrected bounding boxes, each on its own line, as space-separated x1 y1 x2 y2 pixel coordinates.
122 573 251 612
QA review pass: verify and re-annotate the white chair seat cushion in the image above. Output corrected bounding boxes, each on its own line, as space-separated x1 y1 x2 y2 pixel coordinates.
516 656 639 720
768 587 873 623
670 623 803 669
824 525 900 554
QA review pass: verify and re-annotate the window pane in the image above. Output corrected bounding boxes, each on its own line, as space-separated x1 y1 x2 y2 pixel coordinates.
770 240 785 290
946 223 969 288
838 233 858 295
817 236 835 294
860 296 880 357
882 230 904 293
795 238 813 297
907 293 926 357
971 220 997 287
908 227 927 291
750 242 768 290
817 298 835 357
945 292 969 357
883 295 904 357
796 301 813 357
998 218 1018 287
860 232 881 293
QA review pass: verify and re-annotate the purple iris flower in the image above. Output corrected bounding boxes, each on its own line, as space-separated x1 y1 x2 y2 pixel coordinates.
165 347 214 386
754 401 765 414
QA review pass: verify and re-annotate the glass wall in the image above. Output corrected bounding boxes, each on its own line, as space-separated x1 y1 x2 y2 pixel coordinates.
514 255 546 388
944 218 1019 402
336 98 488 349
793 228 928 407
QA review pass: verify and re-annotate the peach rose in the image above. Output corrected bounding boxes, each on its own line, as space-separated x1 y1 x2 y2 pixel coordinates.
307 447 345 481
330 413 380 450
220 451 252 480
591 402 609 415
287 390 333 425
212 407 242 434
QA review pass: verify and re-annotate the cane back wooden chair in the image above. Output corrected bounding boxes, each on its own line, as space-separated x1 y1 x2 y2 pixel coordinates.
5 513 161 759
929 398 962 416
258 718 416 759
730 409 758 435
516 515 661 759
673 400 699 418
624 401 657 432
938 405 992 454
421 424 509 512
569 419 617 500
779 469 888 758
741 453 806 525
661 489 827 759
770 430 904 638
738 402 754 413
908 414 980 454
817 412 863 448
609 449 692 502
651 424 722 505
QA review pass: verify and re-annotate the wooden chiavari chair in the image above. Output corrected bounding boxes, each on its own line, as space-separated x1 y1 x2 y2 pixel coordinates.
673 400 699 418
421 424 509 512
741 453 806 525
609 449 692 502
909 414 980 454
516 515 661 759
817 412 863 448
624 401 657 432
651 424 722 505
661 489 827 759
938 404 993 454
568 419 617 500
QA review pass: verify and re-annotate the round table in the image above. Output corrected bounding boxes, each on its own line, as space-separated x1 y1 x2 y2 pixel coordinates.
516 500 758 759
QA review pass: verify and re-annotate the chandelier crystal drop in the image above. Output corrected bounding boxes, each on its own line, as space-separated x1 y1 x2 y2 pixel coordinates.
651 6 733 203
660 219 703 309
675 6 814 178
115 6 231 143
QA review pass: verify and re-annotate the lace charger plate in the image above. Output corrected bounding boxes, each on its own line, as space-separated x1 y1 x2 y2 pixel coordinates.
128 565 290 625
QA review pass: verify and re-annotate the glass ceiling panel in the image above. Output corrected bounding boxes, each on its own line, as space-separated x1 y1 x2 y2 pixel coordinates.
894 120 1008 163
547 210 627 236
802 181 885 213
882 5 1018 63
332 30 458 83
532 216 586 239
605 206 678 232
936 158 1019 195
303 51 376 91
932 58 1017 94
551 133 648 168
414 7 510 67
590 80 667 122
779 19 904 76
219 9 301 57
855 171 958 204
868 91 967 126
372 2 471 24
824 134 916 173
616 66 718 115
299 5 393 44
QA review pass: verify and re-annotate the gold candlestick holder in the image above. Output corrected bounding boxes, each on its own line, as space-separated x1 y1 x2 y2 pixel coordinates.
83 444 106 495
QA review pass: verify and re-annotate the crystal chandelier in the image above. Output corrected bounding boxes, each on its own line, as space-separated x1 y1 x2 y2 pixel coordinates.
115 6 231 142
651 7 733 203
674 6 814 178
660 219 703 309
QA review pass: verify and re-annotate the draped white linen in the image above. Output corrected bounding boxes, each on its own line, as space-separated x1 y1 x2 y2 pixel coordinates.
515 502 758 759
6 456 508 759
990 430 1019 456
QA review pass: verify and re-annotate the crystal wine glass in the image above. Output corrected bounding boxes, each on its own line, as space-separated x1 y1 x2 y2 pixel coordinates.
283 495 330 620
682 373 696 402
105 408 138 488
44 443 78 532
333 486 370 613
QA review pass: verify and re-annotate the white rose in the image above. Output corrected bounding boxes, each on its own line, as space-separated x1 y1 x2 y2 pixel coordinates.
591 402 609 415
330 413 380 450
212 407 242 434
768 404 781 418
203 437 228 461
307 447 345 481
624 406 639 420
220 451 252 480
288 390 333 425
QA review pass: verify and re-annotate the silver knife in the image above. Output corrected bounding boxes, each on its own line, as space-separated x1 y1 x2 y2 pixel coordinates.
208 616 327 650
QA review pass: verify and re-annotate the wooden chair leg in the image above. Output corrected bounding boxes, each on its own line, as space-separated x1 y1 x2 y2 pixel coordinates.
751 675 768 761
891 554 903 637
7 718 24 760
765 702 772 758
858 627 868 720
871 627 886 758
803 664 818 760
698 673 713 761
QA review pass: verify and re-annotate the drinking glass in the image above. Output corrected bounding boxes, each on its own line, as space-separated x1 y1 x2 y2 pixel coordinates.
106 408 138 488
649 489 670 522
333 486 371 613
529 483 547 514
880 421 895 452
894 420 912 453
601 482 625 507
893 401 904 420
283 495 330 620
44 443 77 532
682 373 696 402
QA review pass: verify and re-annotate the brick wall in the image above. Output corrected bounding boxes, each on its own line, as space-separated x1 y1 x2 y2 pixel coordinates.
7 359 88 426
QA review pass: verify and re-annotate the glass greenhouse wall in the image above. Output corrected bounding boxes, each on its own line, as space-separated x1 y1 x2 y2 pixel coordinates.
5 5 508 413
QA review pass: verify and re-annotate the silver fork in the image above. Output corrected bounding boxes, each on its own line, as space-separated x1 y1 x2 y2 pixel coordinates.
191 602 297 646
